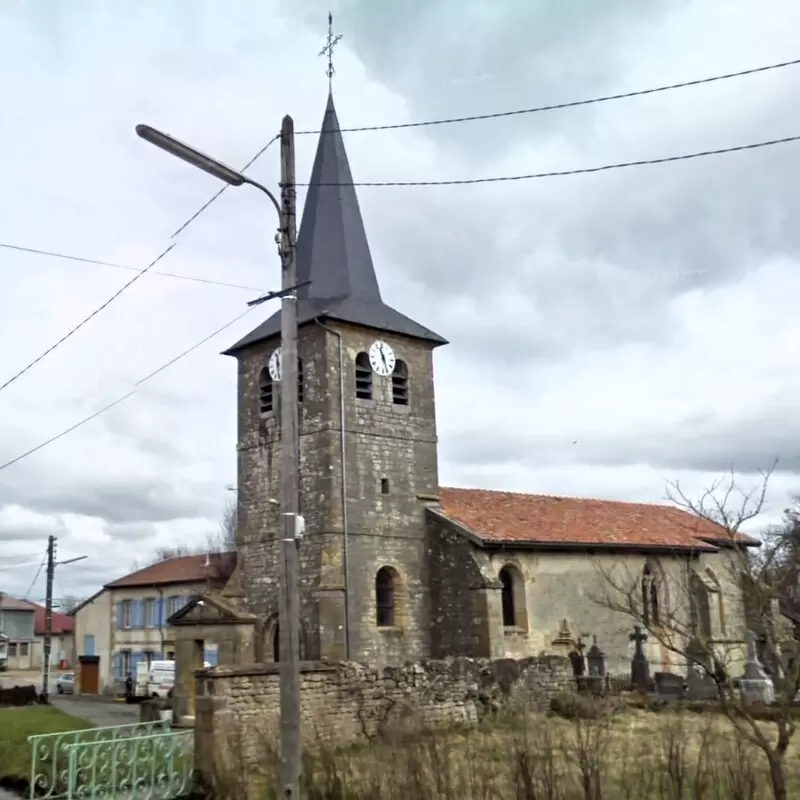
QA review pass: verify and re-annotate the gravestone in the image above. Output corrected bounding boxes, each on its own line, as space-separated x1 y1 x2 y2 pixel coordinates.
630 626 650 691
586 637 606 677
654 671 685 700
740 630 775 704
569 647 586 678
685 637 718 701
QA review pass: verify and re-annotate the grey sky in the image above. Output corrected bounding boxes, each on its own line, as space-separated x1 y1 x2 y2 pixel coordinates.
1 0 799 601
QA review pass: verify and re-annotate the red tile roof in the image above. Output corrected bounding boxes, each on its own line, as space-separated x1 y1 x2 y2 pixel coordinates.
105 552 237 589
26 602 74 636
436 488 757 551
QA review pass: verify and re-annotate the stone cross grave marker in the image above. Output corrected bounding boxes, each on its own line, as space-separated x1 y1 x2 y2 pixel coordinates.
740 629 775 704
630 625 650 691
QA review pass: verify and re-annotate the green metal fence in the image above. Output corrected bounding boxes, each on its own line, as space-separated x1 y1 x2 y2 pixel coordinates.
27 720 192 800
65 729 193 799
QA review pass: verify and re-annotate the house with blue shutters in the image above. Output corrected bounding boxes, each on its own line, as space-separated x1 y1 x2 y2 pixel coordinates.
70 552 235 693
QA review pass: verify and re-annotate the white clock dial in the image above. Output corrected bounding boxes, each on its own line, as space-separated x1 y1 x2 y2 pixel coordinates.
369 340 396 377
268 347 282 381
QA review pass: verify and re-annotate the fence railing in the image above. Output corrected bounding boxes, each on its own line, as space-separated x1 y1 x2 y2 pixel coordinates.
65 729 193 799
28 720 171 800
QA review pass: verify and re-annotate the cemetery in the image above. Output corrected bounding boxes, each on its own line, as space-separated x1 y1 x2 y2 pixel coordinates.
187 622 800 799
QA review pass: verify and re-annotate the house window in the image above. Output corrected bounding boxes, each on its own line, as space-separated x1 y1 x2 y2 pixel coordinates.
392 360 409 406
297 358 305 403
375 567 397 627
144 599 155 628
355 353 372 400
122 600 132 629
642 564 660 627
167 596 185 618
8 643 17 657
381 478 390 495
259 367 273 414
19 642 29 657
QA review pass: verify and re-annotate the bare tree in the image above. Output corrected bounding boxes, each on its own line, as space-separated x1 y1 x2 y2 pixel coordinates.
58 595 85 614
593 467 800 800
205 497 237 554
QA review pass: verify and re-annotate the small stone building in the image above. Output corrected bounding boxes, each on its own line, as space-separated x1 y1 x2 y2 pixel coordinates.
171 90 755 718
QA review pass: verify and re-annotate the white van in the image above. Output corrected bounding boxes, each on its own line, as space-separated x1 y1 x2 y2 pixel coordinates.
147 660 175 698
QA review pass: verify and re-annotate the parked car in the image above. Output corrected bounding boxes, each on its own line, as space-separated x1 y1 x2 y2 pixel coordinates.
55 672 75 694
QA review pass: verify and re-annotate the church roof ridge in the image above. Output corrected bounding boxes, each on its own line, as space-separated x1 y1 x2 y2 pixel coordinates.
435 486 759 550
440 485 679 510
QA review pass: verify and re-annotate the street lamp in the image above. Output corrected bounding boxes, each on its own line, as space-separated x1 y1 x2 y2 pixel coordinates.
134 125 281 217
136 120 303 797
42 549 88 700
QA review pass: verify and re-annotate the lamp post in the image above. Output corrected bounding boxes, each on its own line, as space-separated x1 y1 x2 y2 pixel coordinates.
136 120 303 799
42 546 88 700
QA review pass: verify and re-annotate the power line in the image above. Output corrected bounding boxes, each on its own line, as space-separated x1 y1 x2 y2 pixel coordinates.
297 56 800 135
169 134 281 239
298 134 800 187
0 137 282 397
22 552 47 599
0 304 260 473
0 242 264 292
0 244 175 395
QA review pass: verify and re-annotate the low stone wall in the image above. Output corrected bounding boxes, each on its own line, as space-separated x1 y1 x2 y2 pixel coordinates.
194 655 571 777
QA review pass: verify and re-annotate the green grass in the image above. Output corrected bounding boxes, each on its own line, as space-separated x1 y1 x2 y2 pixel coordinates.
0 705 93 780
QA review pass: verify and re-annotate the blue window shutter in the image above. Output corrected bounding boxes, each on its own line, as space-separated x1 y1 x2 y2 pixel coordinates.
131 652 142 672
156 598 164 628
112 653 121 681
134 599 143 628
115 602 124 630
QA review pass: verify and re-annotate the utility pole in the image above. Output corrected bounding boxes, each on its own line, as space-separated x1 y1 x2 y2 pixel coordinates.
42 535 56 700
278 114 302 799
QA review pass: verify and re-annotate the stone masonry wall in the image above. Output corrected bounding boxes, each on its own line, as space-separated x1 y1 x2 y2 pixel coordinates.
194 656 572 776
234 319 442 664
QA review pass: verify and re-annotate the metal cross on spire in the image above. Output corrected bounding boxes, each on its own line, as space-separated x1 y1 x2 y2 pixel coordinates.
319 12 342 85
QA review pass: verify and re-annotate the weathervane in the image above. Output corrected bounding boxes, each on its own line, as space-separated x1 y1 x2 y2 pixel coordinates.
319 12 342 85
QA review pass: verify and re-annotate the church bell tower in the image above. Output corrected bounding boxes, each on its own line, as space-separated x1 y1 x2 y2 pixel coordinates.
223 89 448 664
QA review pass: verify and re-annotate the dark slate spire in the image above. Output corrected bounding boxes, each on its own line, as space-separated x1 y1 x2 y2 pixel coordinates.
224 92 447 355
295 91 381 304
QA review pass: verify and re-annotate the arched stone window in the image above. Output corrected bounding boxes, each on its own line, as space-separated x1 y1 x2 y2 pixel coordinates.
392 360 409 406
498 564 528 629
355 352 372 400
375 567 396 627
273 623 280 662
297 357 305 403
689 570 715 641
642 563 661 627
705 567 726 636
258 367 273 414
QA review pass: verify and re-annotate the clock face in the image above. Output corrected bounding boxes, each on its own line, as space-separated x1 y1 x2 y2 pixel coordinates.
369 340 396 377
268 348 282 382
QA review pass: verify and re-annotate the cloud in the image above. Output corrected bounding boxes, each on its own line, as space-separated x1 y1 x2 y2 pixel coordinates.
0 0 798 603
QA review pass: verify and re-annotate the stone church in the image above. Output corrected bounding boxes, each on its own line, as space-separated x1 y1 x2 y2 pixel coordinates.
170 90 754 717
